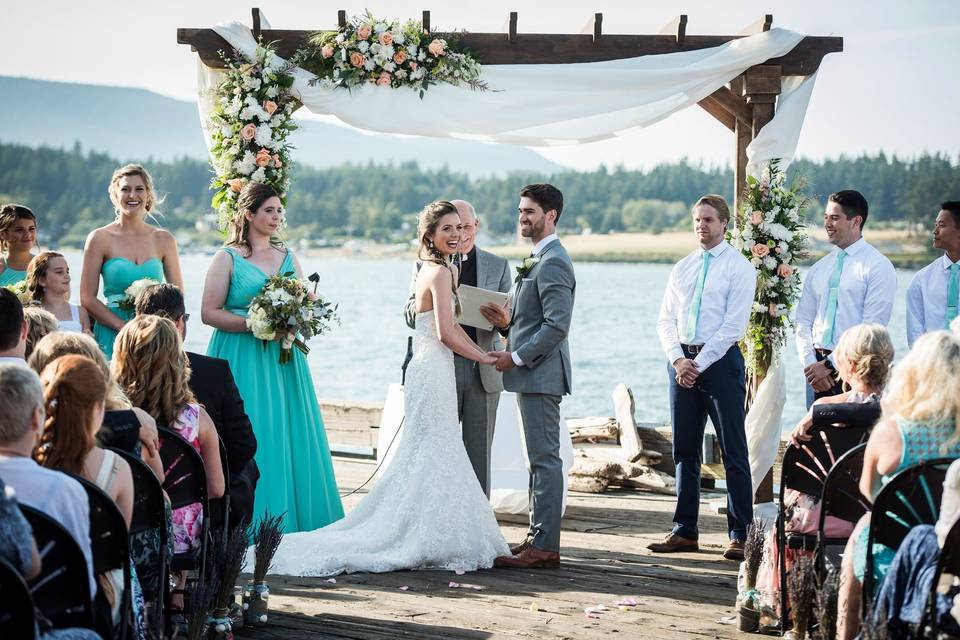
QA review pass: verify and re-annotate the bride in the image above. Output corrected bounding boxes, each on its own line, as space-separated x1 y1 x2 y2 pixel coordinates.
265 201 510 576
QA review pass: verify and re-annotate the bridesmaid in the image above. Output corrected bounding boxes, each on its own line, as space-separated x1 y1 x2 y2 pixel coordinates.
80 164 183 358
201 182 344 533
0 204 38 286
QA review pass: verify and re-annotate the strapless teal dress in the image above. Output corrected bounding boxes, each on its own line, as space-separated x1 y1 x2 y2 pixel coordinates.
94 257 164 359
206 248 344 533
0 267 27 286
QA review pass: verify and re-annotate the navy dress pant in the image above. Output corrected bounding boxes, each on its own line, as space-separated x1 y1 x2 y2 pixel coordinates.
668 345 753 541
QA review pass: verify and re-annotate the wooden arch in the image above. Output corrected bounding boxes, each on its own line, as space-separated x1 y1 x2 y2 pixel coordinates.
179 9 841 209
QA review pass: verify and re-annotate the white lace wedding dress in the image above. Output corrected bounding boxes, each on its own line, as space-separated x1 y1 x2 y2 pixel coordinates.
264 308 510 576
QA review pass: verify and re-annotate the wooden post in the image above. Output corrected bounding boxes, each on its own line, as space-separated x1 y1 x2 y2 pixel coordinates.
507 12 518 42
731 75 750 214
251 8 262 40
337 10 346 29
422 10 431 34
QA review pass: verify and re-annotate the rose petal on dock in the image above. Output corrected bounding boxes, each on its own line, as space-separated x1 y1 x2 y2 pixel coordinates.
614 597 639 607
448 581 460 588
398 586 410 591
324 578 337 584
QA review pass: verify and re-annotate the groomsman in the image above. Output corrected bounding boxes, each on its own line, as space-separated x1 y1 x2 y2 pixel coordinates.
795 190 897 405
403 200 512 496
906 201 960 347
651 195 755 560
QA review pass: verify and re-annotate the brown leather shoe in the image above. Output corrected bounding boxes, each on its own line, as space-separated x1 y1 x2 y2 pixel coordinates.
646 533 699 553
723 539 745 561
510 538 533 555
494 547 560 569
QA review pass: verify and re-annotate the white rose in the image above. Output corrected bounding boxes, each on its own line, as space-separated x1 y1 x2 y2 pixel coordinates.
363 59 376 71
407 44 418 56
265 86 278 98
394 32 405 44
374 22 387 33
244 76 262 91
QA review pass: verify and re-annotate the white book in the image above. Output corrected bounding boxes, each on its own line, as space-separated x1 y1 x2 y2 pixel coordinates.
457 284 511 330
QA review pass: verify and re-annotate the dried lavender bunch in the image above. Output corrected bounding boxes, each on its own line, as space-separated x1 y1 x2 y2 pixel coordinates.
744 517 768 589
211 523 250 610
788 554 816 637
185 576 217 640
811 568 839 640
253 512 285 583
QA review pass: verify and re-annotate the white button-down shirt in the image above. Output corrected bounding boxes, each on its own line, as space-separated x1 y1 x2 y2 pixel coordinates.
511 233 560 367
794 237 897 366
656 241 756 371
906 253 960 347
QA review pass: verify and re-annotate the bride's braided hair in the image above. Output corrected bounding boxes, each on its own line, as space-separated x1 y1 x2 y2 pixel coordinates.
417 200 461 316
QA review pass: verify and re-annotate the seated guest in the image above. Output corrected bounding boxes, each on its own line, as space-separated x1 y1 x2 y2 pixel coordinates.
23 305 58 359
28 331 162 480
135 283 258 525
25 251 92 333
112 314 224 610
837 331 960 640
0 287 28 363
754 324 893 621
34 354 145 636
0 363 95 599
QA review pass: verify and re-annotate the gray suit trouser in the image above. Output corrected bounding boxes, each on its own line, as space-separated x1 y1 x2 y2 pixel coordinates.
517 392 563 552
454 354 500 497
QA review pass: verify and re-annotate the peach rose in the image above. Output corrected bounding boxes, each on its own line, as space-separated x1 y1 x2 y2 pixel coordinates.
376 71 391 86
409 62 418 71
379 31 393 46
273 154 282 169
751 243 770 258
240 123 257 142
356 25 372 40
255 149 272 167
751 211 763 225
768 303 779 317
427 39 445 56
350 52 366 68
777 263 794 278
321 44 335 59
227 178 245 193
393 50 408 65
264 100 278 115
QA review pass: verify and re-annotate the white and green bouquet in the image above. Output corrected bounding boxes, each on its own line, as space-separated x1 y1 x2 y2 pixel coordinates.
246 272 339 364
118 277 161 313
3 281 30 304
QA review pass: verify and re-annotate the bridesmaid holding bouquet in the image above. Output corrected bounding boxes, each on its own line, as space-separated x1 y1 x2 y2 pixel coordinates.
201 182 343 533
80 164 183 358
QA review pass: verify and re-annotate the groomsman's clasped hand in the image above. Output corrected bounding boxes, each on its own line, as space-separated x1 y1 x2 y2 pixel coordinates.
672 358 700 388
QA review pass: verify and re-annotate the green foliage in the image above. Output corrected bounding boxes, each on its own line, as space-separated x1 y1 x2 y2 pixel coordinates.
0 140 955 247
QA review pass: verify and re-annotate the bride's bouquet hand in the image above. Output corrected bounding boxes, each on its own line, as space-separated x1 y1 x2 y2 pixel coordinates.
481 352 499 366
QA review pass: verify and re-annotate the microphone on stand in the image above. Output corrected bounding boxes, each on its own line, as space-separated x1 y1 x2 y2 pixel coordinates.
401 336 413 385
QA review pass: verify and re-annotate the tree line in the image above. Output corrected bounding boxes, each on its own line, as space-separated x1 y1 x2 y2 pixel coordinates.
0 141 956 246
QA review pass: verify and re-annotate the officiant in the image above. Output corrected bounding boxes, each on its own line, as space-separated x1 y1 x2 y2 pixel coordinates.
403 199 512 496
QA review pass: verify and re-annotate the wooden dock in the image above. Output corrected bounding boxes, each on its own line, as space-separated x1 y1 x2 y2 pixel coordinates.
236 455 746 640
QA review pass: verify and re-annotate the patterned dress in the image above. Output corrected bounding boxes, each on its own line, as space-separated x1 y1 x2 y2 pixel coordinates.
170 403 204 554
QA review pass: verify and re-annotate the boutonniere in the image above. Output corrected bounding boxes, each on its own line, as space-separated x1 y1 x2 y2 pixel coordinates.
514 256 540 284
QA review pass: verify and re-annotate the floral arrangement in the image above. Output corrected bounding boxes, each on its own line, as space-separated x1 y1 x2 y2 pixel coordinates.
208 41 300 229
303 11 487 97
246 272 339 364
117 277 160 313
728 160 810 380
3 281 30 304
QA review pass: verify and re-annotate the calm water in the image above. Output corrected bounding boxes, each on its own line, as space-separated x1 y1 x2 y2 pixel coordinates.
62 252 916 431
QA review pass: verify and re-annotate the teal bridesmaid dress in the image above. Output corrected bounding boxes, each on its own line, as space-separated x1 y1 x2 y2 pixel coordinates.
206 247 344 533
0 267 27 286
93 257 164 359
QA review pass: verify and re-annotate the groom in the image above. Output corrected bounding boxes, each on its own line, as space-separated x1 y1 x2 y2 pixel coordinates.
483 183 576 569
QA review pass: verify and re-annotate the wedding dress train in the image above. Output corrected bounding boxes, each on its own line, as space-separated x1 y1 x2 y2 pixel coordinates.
263 309 510 576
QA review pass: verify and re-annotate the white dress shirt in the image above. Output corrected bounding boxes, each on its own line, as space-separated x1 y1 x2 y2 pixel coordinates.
906 254 960 347
0 456 96 597
794 237 897 367
656 241 756 371
511 233 560 367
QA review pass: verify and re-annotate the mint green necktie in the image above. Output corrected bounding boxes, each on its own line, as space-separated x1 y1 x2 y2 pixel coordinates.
946 262 959 328
821 249 848 346
684 251 713 343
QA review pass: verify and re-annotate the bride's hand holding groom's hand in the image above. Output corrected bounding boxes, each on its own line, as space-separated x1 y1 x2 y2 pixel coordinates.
488 351 516 372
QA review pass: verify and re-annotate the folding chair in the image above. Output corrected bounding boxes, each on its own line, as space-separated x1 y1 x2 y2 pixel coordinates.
208 435 232 547
864 458 954 606
923 517 960 639
0 556 37 639
19 504 95 632
816 444 870 575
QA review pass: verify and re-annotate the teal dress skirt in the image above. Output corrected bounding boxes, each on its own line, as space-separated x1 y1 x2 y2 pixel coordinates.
93 257 165 359
0 267 27 287
206 248 344 533
853 417 960 583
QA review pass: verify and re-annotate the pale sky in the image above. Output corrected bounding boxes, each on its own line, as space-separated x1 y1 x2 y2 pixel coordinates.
2 0 958 170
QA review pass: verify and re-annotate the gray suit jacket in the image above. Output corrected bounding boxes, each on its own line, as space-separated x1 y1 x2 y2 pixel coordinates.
403 247 512 393
503 239 575 396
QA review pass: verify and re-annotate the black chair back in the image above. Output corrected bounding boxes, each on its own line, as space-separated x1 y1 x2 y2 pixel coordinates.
0 556 36 639
925 517 960 639
19 504 95 631
158 426 208 513
209 434 231 543
864 458 954 603
817 444 870 572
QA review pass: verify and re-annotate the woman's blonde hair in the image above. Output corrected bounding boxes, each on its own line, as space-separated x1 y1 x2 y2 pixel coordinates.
225 182 284 256
833 323 895 392
882 331 960 445
108 164 163 215
22 306 58 360
416 200 461 315
29 331 132 410
112 314 194 427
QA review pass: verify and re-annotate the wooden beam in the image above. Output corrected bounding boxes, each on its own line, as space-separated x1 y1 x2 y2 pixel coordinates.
707 86 752 129
177 28 842 72
659 15 687 45
696 96 736 132
731 76 750 214
580 13 602 43
739 14 773 36
252 8 262 40
422 10 430 34
507 12 518 42
337 10 346 29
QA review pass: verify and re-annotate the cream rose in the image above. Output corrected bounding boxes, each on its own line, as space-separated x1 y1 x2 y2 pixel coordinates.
379 31 393 46
751 211 763 225
350 52 366 68
264 100 278 115
321 44 334 58
393 50 407 65
356 25 372 40
240 123 257 142
776 263 794 278
427 39 445 56
255 149 273 167
376 71 391 86
751 243 770 259
227 178 245 193
768 303 779 317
